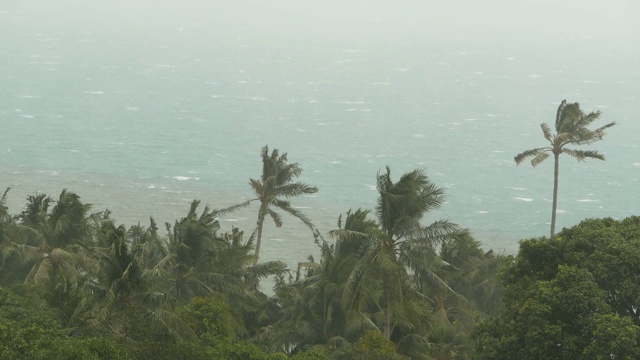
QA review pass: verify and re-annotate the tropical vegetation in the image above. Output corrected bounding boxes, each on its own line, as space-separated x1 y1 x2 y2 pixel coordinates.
473 217 640 359
0 109 631 359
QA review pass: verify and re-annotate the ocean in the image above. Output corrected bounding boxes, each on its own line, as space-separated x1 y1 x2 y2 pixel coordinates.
1 2 638 267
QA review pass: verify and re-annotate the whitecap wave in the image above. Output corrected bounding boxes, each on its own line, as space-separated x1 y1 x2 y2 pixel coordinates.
235 96 267 101
513 197 533 202
173 176 200 181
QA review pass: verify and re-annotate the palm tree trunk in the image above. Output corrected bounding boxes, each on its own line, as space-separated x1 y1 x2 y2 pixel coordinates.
254 208 266 264
383 303 391 339
551 153 559 239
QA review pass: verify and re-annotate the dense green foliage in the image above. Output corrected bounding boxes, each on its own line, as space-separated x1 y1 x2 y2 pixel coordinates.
1 138 631 359
474 217 640 359
0 287 132 360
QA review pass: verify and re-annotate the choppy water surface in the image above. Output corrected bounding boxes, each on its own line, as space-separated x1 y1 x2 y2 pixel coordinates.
1 4 638 266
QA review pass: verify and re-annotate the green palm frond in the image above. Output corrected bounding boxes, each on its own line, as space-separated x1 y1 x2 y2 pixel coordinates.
329 229 369 241
514 147 549 165
574 109 601 128
562 148 605 161
0 187 10 221
247 260 287 280
267 208 283 228
531 152 550 167
214 199 253 217
274 200 314 229
592 121 616 134
555 99 567 130
273 183 319 198
410 220 460 245
146 307 199 342
540 123 553 142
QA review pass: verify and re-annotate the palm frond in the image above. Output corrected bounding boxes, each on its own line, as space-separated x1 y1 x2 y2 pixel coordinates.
146 307 199 342
274 183 319 198
514 147 549 165
530 152 550 167
274 200 314 229
214 199 254 217
267 208 283 228
562 148 605 161
540 123 553 142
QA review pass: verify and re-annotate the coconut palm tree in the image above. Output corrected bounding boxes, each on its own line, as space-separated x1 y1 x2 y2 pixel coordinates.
514 100 615 238
0 188 13 244
249 145 318 262
343 167 459 340
11 190 93 286
263 210 378 354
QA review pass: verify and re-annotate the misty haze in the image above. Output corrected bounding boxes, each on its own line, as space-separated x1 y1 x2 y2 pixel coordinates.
0 0 638 358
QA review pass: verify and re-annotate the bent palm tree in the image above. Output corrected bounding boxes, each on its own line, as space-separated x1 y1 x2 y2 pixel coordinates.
250 145 318 262
343 167 459 340
514 100 615 239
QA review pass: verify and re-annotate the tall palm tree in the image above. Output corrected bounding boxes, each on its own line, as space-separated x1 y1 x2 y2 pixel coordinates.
249 145 318 262
343 167 459 340
514 100 615 239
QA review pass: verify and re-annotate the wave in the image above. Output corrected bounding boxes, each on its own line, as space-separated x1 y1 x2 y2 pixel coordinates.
513 197 533 202
172 176 200 181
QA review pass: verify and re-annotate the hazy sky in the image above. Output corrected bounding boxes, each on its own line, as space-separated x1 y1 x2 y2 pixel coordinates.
3 0 638 47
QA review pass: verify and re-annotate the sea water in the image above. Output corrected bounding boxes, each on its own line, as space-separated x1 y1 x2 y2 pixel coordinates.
1 5 638 268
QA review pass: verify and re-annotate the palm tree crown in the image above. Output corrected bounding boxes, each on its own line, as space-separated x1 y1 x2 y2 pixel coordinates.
514 99 615 238
340 167 459 341
250 145 318 261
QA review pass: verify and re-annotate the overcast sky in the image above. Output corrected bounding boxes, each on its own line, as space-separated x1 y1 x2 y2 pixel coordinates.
3 0 638 47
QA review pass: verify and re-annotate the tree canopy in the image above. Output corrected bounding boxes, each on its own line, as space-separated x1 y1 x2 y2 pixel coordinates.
474 216 640 359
